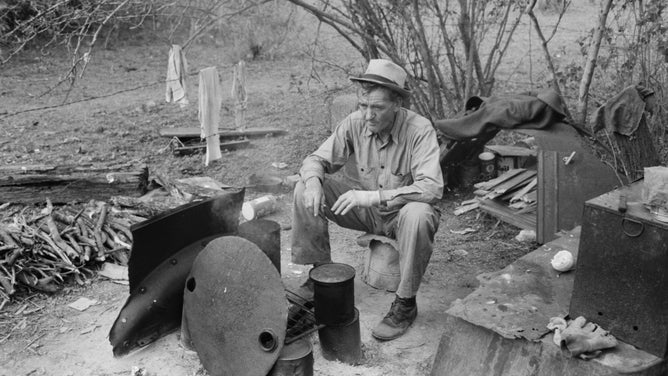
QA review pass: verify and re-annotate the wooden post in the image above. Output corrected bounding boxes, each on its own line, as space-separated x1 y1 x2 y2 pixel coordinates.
198 67 223 166
231 60 248 131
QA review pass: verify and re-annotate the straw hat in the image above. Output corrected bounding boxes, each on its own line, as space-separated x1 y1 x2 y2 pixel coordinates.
350 59 411 98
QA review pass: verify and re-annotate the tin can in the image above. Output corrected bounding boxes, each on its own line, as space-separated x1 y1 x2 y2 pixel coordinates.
242 195 278 220
268 338 314 376
318 308 362 365
238 219 281 273
310 263 356 326
478 151 497 180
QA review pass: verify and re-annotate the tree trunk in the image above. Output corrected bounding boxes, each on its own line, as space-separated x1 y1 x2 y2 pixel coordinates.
611 117 661 181
576 0 614 125
0 163 148 204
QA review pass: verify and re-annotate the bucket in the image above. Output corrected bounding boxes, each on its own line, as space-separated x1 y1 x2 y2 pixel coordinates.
242 195 278 220
317 308 362 365
478 151 497 180
309 263 356 326
238 219 281 273
268 338 314 376
362 240 400 292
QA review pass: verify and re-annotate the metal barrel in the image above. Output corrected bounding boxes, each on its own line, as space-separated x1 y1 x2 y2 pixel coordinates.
317 308 362 365
310 263 356 326
268 338 314 376
237 219 281 273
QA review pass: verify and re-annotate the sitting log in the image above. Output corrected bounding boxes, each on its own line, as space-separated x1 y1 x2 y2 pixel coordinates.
0 163 149 204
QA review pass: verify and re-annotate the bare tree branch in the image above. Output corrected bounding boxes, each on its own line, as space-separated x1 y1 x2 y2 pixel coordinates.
576 0 614 125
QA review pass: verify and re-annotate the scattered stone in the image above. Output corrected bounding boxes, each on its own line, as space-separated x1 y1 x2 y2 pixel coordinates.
68 297 98 311
515 229 536 242
453 249 469 257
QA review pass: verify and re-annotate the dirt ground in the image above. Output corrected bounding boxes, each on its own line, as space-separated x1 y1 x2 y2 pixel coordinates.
0 39 537 375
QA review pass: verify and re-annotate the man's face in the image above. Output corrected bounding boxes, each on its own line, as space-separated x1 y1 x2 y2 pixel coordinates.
358 88 399 135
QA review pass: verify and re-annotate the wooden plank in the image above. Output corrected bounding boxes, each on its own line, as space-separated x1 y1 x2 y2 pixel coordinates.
474 168 528 191
483 170 537 200
491 170 536 194
510 177 538 203
454 202 480 216
537 150 558 244
159 127 287 139
478 199 536 230
498 178 535 201
172 140 250 156
485 144 537 157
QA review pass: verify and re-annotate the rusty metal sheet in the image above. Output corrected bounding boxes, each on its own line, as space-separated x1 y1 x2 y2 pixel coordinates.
128 189 244 290
184 236 287 376
446 228 581 341
109 233 223 356
520 123 621 243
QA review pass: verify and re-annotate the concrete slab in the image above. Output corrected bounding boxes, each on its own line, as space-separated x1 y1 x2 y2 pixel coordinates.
432 228 667 375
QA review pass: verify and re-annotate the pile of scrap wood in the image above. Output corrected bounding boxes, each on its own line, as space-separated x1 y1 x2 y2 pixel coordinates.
0 175 245 303
454 168 538 230
0 199 146 301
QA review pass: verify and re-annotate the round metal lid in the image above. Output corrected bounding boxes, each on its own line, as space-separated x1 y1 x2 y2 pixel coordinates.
309 263 356 284
277 338 313 361
183 236 287 376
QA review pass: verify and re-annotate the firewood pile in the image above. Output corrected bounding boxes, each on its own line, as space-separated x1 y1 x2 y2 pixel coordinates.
0 199 147 301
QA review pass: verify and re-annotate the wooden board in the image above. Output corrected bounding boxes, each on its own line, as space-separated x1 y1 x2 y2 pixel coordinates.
478 198 536 230
474 169 527 190
172 139 250 156
485 144 537 157
159 127 287 139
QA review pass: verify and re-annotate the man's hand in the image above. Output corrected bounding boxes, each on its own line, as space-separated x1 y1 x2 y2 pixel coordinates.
303 178 324 217
331 190 380 216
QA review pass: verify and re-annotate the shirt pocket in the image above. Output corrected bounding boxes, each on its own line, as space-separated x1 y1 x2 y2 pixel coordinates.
388 168 413 189
358 165 377 188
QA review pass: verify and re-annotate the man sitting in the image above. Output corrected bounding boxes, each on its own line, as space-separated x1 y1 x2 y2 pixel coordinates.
291 59 443 340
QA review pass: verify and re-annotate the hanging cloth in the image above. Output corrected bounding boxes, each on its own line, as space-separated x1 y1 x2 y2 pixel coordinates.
198 67 223 165
165 44 189 106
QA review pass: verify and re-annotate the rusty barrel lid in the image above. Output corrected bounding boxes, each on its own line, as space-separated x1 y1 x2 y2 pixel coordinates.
183 235 287 376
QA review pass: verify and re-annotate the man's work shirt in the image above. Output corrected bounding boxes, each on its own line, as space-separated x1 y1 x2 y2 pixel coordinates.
300 108 444 208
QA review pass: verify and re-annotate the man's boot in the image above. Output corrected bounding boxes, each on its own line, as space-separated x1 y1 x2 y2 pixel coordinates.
371 295 417 340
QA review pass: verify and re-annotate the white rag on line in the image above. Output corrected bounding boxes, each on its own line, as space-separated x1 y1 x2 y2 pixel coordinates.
165 44 189 106
198 67 223 165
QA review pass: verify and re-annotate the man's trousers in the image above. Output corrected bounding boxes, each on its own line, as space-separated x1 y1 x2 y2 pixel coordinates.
291 178 440 298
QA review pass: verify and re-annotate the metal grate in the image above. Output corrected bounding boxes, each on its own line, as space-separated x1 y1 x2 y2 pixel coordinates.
285 289 323 344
